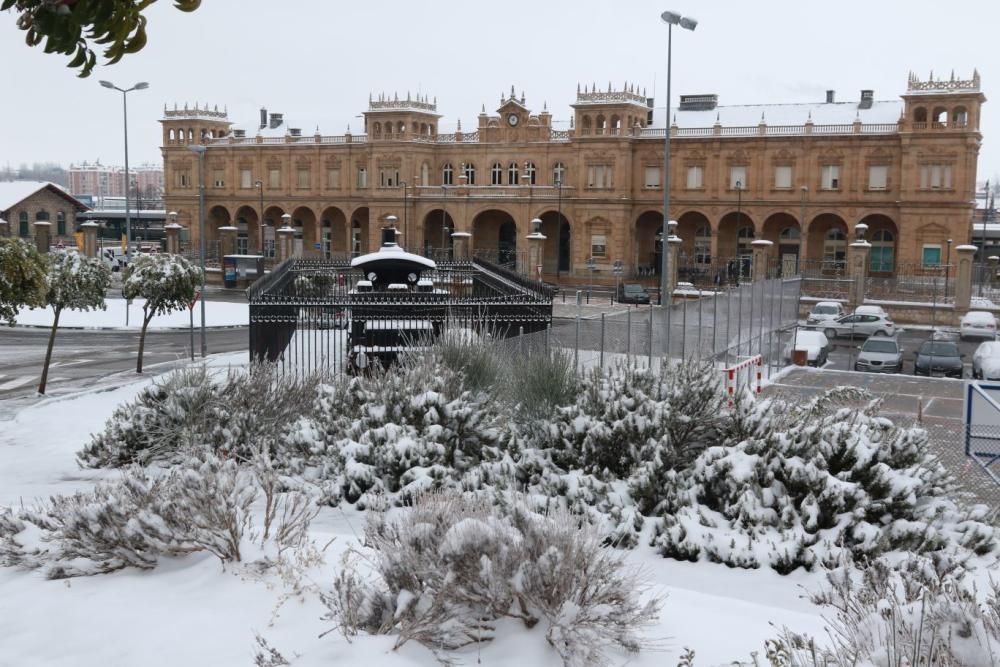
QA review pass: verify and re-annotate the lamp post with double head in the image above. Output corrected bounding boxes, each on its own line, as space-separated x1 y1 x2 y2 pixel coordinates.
555 175 563 278
99 80 149 264
658 10 697 307
188 144 208 357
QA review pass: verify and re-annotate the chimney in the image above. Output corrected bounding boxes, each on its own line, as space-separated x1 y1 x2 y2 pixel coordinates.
269 112 283 130
825 90 835 104
259 108 267 130
859 89 874 110
289 128 301 137
233 129 246 138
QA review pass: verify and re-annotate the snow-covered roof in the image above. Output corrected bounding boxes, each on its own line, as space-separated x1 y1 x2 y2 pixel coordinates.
350 243 437 270
0 181 87 213
649 99 903 129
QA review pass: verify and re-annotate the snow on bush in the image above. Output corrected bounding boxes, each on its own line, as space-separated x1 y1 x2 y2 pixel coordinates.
764 555 1000 666
324 490 661 667
1 453 315 578
652 388 998 572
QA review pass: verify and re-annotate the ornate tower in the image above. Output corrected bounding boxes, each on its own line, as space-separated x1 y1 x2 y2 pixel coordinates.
363 91 441 141
571 82 651 136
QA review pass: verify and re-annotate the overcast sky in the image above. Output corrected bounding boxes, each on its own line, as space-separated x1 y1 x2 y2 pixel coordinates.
1 0 997 184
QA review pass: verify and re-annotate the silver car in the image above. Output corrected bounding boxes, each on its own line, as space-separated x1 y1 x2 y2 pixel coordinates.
823 313 896 339
972 341 1000 380
854 337 903 373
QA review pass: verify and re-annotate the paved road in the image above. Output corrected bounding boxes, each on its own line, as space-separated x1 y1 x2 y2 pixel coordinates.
0 326 248 411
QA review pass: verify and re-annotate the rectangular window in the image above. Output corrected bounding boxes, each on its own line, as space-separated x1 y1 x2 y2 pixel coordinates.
922 245 942 268
943 165 952 189
297 168 310 189
268 168 281 189
921 164 953 190
729 166 747 190
175 171 189 188
686 165 704 189
357 167 368 188
240 169 252 189
868 165 888 190
774 165 792 189
327 168 340 189
644 166 660 188
212 169 225 188
379 169 399 187
591 234 607 258
821 164 840 190
587 165 612 189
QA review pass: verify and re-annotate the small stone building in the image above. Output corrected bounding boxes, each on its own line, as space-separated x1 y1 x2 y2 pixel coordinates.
0 181 90 246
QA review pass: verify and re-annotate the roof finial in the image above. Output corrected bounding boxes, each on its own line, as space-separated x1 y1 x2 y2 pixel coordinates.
715 111 720 122
577 82 581 94
510 84 515 99
520 90 525 104
457 118 462 131
950 69 955 82
570 116 574 129
481 103 486 114
543 100 548 111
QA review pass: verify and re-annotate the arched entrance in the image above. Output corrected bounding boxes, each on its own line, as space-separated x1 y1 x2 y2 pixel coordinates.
320 206 348 257
292 207 316 257
805 213 848 274
262 206 285 259
860 214 898 274
634 210 663 275
422 209 456 258
472 209 518 265
718 211 755 280
676 211 711 282
207 205 231 255
350 207 370 256
762 212 801 275
538 210 571 275
234 205 259 255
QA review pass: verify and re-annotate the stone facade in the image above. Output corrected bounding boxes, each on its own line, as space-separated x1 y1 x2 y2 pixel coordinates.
161 72 985 286
0 182 88 245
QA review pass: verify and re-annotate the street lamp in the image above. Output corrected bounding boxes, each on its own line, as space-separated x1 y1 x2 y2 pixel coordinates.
945 238 953 301
555 175 564 278
254 179 265 256
736 180 745 279
99 80 149 265
441 183 448 259
188 144 208 358
659 9 697 307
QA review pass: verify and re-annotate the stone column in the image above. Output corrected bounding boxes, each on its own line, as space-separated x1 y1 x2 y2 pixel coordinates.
276 225 295 263
451 231 470 260
81 221 99 258
954 244 978 314
666 235 683 303
750 239 773 282
165 223 183 255
218 225 238 258
847 241 871 308
525 231 547 282
0 218 8 238
33 221 51 254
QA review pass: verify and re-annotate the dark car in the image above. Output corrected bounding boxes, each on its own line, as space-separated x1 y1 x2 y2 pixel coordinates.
618 283 650 304
913 340 964 379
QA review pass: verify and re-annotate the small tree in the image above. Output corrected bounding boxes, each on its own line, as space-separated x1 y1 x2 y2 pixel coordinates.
0 237 48 326
39 250 111 394
122 254 201 373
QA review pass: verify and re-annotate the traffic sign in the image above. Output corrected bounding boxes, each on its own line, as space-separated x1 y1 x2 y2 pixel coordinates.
314 242 322 249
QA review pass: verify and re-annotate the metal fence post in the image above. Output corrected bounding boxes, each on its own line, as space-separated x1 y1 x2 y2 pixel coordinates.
575 290 581 375
626 307 632 363
647 303 653 369
725 285 732 368
600 313 605 370
665 295 672 360
697 289 704 359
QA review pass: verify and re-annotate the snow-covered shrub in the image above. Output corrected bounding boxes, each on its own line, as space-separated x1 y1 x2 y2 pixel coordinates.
0 237 47 326
504 347 577 418
653 388 998 572
433 326 504 395
325 490 661 667
765 556 1000 666
293 272 333 298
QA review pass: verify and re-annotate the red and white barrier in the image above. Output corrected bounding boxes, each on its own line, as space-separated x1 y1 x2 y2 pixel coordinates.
722 355 763 405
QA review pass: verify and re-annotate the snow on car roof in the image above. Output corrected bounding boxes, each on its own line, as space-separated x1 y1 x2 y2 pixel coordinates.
963 311 997 322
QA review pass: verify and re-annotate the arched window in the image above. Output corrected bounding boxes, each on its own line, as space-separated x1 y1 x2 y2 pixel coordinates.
35 209 50 222
397 121 405 134
581 116 592 135
442 163 454 186
412 122 419 134
737 225 754 256
870 229 894 273
823 227 847 269
462 162 476 185
187 129 194 142
18 211 28 237
695 224 711 267
420 123 428 135
491 162 503 186
932 106 948 127
913 107 928 123
168 129 175 142
610 115 621 133
952 106 968 127
373 122 382 137
595 115 606 135
56 211 66 236
524 162 536 185
508 162 519 185
553 162 566 186
780 226 800 241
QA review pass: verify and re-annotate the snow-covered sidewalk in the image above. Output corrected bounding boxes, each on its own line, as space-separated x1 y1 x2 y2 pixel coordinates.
14 297 249 330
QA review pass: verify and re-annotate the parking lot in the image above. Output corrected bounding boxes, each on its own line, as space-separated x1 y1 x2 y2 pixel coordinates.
818 327 987 376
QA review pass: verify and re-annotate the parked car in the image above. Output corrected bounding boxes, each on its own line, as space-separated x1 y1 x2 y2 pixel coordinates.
101 247 128 272
960 310 998 340
784 330 830 366
618 283 650 304
806 301 846 328
854 337 904 373
822 313 896 339
854 305 890 318
913 340 964 378
972 341 1000 380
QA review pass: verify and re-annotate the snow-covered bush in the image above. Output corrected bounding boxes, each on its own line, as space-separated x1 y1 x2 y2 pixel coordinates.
0 237 47 326
325 490 661 667
653 388 998 572
2 453 316 578
504 347 577 418
765 556 1000 666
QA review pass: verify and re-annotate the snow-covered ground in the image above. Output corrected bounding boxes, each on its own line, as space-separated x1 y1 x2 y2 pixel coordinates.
14 297 249 330
0 360 834 666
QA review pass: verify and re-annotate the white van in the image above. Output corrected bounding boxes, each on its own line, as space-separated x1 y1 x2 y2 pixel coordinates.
101 247 128 272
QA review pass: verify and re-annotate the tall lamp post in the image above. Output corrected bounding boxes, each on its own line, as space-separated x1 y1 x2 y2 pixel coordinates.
254 179 265 256
188 144 208 357
736 180 745 279
399 181 408 251
945 238 953 301
441 183 448 259
658 10 697 307
555 175 563 278
99 80 149 264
